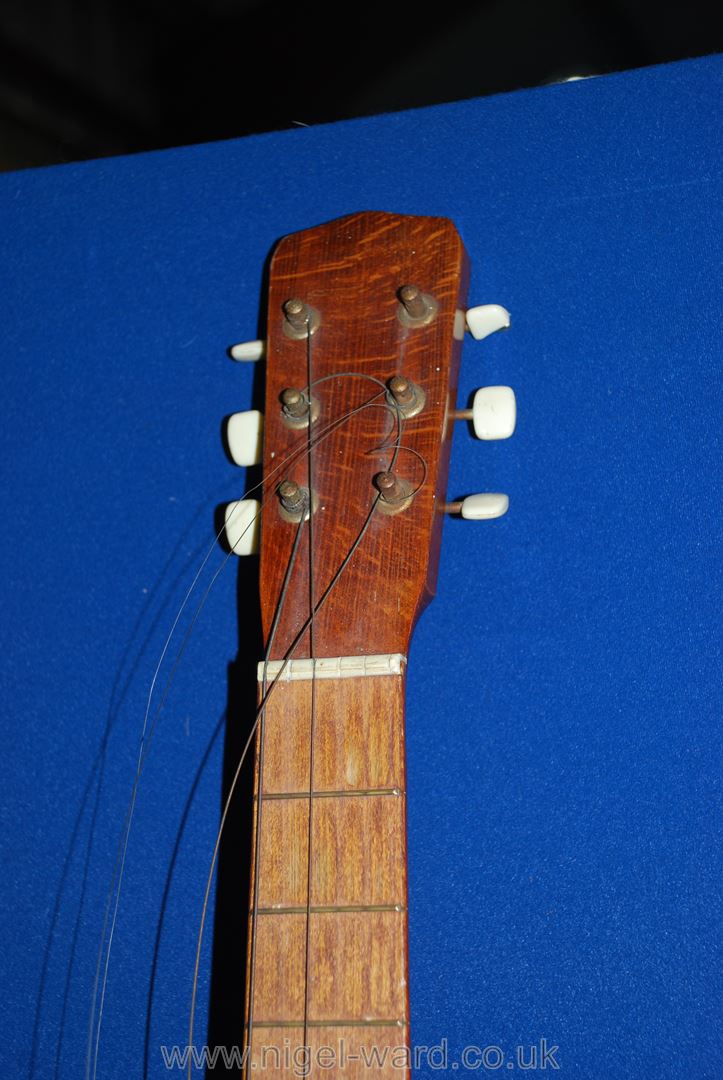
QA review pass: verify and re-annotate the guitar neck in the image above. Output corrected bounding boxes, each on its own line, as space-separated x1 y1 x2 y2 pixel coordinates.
246 662 410 1076
229 210 475 1078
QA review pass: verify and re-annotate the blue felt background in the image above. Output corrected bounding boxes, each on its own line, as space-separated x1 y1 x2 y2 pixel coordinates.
1 55 721 1078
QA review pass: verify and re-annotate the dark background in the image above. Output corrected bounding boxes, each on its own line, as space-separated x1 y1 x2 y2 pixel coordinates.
0 0 721 172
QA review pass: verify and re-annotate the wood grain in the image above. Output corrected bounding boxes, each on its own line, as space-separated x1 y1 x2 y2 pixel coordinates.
246 675 410 1078
258 676 405 795
258 211 469 661
243 213 470 1077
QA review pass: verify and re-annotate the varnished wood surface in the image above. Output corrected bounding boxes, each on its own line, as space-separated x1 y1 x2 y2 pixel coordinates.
245 213 469 1076
258 675 405 795
258 211 469 660
246 675 410 1078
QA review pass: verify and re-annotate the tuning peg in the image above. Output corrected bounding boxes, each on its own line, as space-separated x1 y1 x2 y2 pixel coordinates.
227 410 263 466
229 340 265 362
224 499 260 555
444 493 509 520
455 386 516 440
465 304 510 340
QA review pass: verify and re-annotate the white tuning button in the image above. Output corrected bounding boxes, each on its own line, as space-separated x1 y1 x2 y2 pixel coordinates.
460 493 510 520
229 340 265 362
471 386 516 440
443 493 509 519
224 499 260 555
465 304 511 340
227 410 263 466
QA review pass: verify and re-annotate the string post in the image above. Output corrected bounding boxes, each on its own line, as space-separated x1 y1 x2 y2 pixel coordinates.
282 297 320 339
386 373 426 419
397 284 438 328
280 386 318 429
375 471 414 515
281 387 308 417
388 375 414 404
278 479 312 522
283 298 308 329
278 479 304 510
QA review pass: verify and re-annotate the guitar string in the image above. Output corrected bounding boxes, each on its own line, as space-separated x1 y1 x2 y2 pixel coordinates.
231 502 309 1080
242 368 405 1072
191 488 390 1080
41 496 224 1080
245 394 409 1072
299 337 412 1055
302 320 317 1061
88 387 398 1078
186 388 410 1079
187 324 420 1065
295 402 409 1060
89 381 413 1080
86 394 393 1080
243 372 402 1077
83 354 409 1075
86 504 266 1080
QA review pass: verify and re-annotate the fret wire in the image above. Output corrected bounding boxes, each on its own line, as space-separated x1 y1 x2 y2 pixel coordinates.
254 904 405 915
249 1020 407 1029
260 787 403 800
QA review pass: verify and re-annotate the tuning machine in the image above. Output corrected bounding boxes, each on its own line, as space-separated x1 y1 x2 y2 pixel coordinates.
229 339 265 361
224 499 260 555
450 303 515 520
226 409 264 466
224 403 263 553
453 386 516 441
443 493 509 520
464 303 511 341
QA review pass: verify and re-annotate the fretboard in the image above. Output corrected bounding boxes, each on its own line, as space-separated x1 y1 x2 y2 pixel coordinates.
245 668 410 1078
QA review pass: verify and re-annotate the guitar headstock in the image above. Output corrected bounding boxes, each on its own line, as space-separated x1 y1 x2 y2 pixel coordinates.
225 211 515 661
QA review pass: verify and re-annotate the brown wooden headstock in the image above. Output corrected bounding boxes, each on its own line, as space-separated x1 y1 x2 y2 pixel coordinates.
258 211 469 661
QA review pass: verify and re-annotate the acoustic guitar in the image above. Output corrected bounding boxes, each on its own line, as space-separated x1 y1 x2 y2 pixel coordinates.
215 210 516 1077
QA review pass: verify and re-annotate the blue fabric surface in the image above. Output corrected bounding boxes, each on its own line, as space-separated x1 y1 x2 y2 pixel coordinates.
0 55 721 1078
